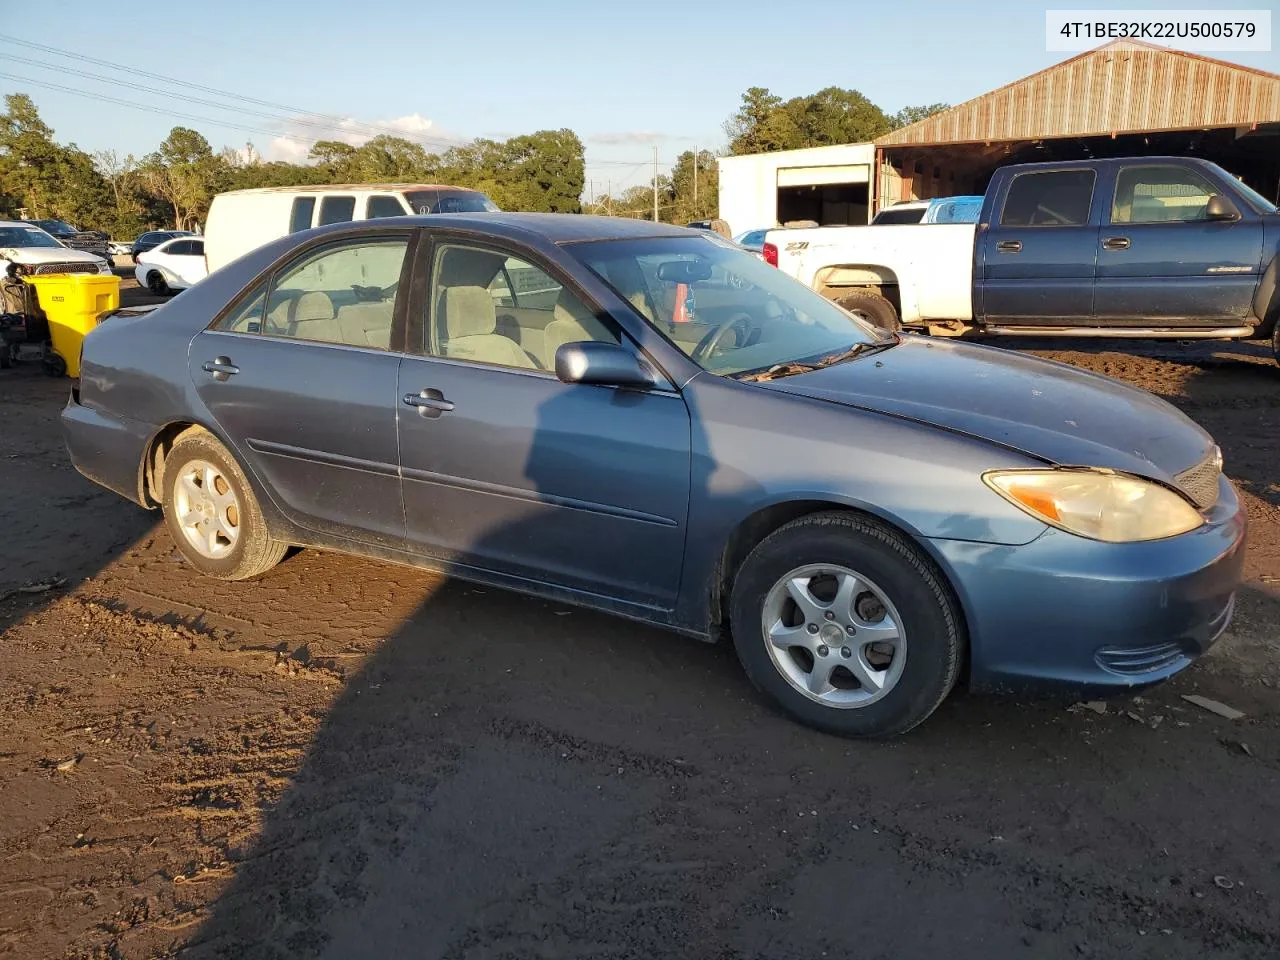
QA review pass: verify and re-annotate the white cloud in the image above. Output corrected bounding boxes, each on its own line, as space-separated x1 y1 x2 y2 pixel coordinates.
264 113 459 163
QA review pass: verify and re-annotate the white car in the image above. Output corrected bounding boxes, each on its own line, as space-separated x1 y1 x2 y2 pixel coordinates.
0 220 113 278
134 236 208 295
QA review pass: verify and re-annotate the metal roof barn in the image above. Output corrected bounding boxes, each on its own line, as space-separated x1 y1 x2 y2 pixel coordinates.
873 40 1280 211
879 40 1280 146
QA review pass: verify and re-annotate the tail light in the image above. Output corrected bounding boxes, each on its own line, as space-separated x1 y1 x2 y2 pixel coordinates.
762 242 778 267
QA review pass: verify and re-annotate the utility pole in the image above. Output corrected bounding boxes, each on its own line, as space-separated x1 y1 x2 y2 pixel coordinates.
606 179 612 216
652 145 659 222
692 145 698 214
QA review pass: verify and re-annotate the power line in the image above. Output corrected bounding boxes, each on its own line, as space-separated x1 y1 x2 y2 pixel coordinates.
1 52 458 151
0 33 466 149
0 71 322 146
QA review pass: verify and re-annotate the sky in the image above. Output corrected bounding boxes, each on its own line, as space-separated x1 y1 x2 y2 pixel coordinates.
4 0 1277 195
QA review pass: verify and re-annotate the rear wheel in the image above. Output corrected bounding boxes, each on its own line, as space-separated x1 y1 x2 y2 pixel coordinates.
161 432 287 580
836 290 900 332
730 512 963 737
146 271 170 296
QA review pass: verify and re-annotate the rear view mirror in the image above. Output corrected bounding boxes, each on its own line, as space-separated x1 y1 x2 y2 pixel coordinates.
656 260 713 283
1204 194 1241 222
555 341 655 389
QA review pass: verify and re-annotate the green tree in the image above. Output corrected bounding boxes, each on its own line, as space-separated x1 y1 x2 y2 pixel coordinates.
141 126 226 229
0 93 112 229
725 87 802 155
442 129 584 213
670 148 719 224
890 102 951 129
725 85 896 155
783 87 893 145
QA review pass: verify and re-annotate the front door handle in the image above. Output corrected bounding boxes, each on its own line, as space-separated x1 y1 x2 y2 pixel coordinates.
201 356 240 381
403 388 455 418
996 239 1022 253
1102 236 1131 251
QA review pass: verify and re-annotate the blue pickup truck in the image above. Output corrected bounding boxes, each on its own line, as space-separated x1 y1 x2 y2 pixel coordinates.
769 156 1280 364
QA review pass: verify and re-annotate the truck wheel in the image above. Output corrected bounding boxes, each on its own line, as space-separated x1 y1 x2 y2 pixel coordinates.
837 291 900 332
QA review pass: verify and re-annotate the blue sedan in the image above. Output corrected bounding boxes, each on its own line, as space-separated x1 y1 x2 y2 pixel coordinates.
62 214 1246 736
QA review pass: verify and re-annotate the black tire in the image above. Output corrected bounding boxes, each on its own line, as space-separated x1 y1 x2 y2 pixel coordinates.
42 352 67 377
161 431 287 581
1272 320 1279 368
146 271 171 296
729 512 964 738
837 290 900 332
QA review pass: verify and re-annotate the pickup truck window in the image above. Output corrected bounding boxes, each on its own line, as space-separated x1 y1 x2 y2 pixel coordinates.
873 206 926 225
1113 166 1217 224
1000 170 1095 227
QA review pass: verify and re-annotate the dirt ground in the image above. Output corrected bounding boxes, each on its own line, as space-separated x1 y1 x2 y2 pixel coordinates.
2 282 1279 959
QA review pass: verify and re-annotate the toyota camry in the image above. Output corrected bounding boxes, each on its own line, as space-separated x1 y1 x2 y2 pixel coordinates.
62 214 1245 737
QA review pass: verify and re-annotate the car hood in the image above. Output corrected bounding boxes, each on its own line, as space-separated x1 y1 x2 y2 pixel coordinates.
759 336 1214 481
0 246 104 264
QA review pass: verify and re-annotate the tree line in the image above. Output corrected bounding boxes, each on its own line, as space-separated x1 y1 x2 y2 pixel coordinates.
0 87 946 238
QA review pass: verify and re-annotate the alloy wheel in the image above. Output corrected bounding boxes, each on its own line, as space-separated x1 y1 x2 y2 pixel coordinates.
760 563 907 708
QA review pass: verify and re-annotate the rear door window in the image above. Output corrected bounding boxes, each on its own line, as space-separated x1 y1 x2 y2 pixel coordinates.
289 197 316 233
1000 171 1096 227
317 196 356 226
166 240 193 256
366 195 407 219
189 240 205 257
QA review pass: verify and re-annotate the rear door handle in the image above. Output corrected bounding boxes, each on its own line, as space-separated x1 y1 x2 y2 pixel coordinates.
1102 236 1131 251
995 239 1022 253
403 388 454 418
201 356 239 381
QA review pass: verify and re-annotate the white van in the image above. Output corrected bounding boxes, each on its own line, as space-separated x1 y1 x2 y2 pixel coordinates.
203 184 499 274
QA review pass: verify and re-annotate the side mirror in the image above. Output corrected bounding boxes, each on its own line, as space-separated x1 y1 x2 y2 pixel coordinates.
555 341 655 389
1204 194 1241 222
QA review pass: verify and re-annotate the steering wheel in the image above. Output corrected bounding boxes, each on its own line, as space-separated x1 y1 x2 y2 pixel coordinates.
691 312 754 363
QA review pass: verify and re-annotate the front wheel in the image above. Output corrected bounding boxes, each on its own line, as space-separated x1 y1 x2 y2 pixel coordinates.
161 431 287 580
730 512 964 737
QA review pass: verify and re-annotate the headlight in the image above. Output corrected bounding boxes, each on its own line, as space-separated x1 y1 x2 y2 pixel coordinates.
983 468 1204 543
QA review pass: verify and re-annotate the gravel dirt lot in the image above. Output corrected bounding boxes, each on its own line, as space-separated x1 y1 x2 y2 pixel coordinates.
2 279 1279 959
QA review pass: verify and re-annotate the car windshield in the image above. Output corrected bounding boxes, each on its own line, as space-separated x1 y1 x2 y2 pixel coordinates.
404 190 500 214
0 225 62 248
1211 164 1278 215
572 235 890 377
32 219 76 234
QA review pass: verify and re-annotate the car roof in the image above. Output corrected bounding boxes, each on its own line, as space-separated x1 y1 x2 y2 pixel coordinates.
218 183 484 197
1000 155 1220 173
324 212 700 245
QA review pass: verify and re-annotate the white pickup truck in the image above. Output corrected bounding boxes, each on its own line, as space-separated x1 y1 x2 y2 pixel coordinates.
764 156 1280 364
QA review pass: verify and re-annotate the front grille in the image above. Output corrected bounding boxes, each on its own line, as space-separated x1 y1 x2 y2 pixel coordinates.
1174 449 1222 509
1095 641 1189 676
30 262 101 276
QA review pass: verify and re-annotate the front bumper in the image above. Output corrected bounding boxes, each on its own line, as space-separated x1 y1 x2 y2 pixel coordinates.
931 477 1247 696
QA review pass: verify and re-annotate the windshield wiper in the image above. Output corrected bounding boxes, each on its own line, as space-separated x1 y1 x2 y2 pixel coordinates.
811 337 899 369
734 335 899 383
735 361 819 382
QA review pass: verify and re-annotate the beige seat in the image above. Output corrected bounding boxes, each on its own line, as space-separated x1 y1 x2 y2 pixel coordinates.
439 286 535 369
540 294 617 369
287 291 343 344
334 300 394 349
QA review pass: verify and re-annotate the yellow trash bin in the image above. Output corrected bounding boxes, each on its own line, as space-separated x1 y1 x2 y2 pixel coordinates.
24 273 121 378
